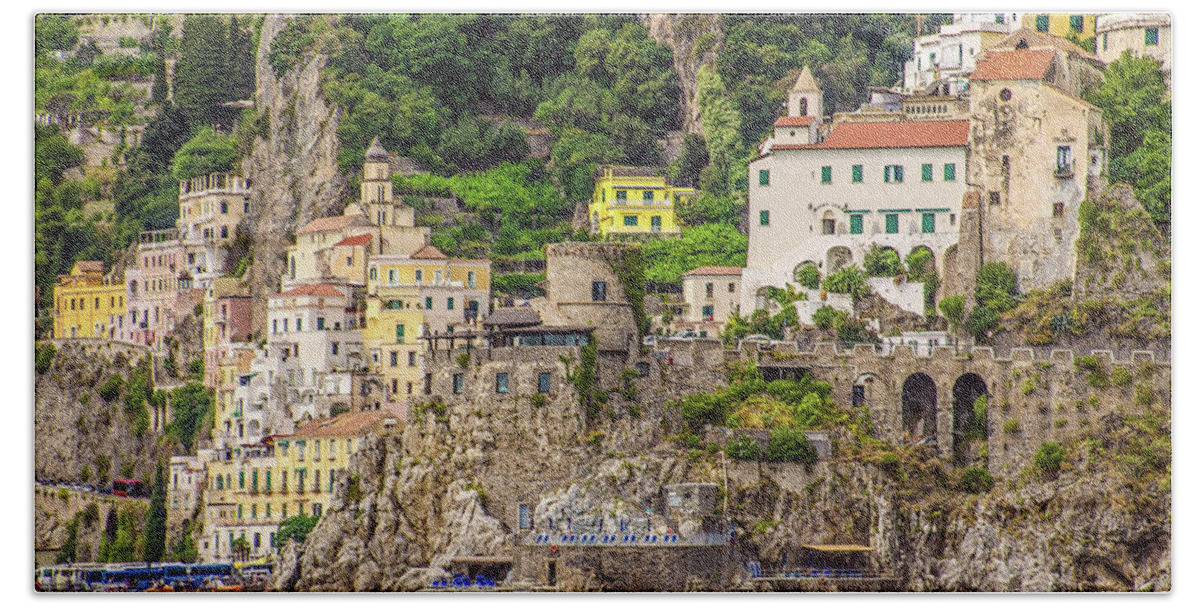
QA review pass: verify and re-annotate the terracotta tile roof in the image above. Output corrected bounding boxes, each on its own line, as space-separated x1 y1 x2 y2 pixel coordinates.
683 266 744 277
969 48 1056 81
774 120 968 151
297 214 371 234
334 233 373 247
774 116 814 127
74 261 105 274
410 244 448 260
992 29 1102 64
273 283 347 298
287 410 394 439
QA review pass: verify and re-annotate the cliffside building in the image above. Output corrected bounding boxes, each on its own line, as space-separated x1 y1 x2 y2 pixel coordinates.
1096 13 1171 90
52 261 126 340
672 266 743 338
588 166 695 236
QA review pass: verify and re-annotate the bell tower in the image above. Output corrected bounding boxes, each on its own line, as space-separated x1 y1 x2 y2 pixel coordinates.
786 66 823 119
361 136 395 225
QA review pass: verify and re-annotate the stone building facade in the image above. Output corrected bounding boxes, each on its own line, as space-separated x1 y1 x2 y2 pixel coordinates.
674 266 742 337
1096 14 1171 90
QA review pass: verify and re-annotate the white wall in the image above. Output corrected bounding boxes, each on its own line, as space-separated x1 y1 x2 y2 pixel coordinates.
866 277 926 316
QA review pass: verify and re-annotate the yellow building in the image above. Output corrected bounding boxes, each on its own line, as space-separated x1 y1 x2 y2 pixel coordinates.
588 165 696 236
273 410 399 520
52 261 126 340
364 246 491 404
1021 13 1097 40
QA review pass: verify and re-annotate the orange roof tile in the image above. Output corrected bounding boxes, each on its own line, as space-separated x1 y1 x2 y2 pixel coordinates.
683 266 744 277
774 120 968 151
993 29 1103 64
273 283 347 298
286 410 395 439
74 261 105 274
297 214 371 234
969 48 1056 81
411 244 448 260
334 233 373 247
774 116 814 127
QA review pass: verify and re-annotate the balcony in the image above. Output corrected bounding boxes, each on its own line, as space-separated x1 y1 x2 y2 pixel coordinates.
1054 163 1074 179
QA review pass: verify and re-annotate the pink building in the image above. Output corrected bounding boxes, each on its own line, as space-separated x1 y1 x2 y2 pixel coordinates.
121 229 190 349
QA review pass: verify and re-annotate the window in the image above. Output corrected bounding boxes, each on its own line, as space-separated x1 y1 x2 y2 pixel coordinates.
447 297 454 310
822 218 835 235
251 504 257 519
705 283 714 298
643 190 654 201
266 471 272 492
884 165 903 183
1103 33 1108 51
989 191 1001 205
759 210 770 226
467 271 476 289
1145 27 1159 46
237 505 242 519
388 269 396 284
922 213 935 234
1035 15 1049 32
849 214 863 235
239 471 245 489
369 267 377 281
702 305 714 320
296 318 302 331
759 169 770 186
885 214 899 234
1056 146 1072 173
220 202 228 214
538 372 551 394
944 163 956 181
425 296 432 310
519 504 532 530
331 342 339 355
390 351 398 367
396 324 405 343
453 373 464 394
415 269 423 283
1069 15 1084 33
728 282 736 293
592 281 607 302
650 216 661 232
623 215 638 227
408 351 416 366
851 165 863 183
317 317 325 330
495 373 509 394
821 166 832 184
616 190 627 201
347 256 354 266
1053 202 1065 218
921 164 933 182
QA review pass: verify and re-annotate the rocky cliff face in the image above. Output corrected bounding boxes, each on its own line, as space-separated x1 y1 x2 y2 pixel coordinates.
240 14 349 331
642 14 723 136
279 370 1169 591
34 341 175 485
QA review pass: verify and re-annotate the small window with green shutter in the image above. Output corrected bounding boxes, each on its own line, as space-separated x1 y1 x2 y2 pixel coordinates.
944 163 956 181
760 210 770 226
885 214 899 234
759 169 770 186
395 324 405 343
643 190 654 201
616 190 627 201
922 164 933 181
922 213 935 233
623 215 638 226
849 214 863 234
1146 27 1158 46
852 165 862 183
821 166 832 183
1069 15 1084 33
1035 15 1049 32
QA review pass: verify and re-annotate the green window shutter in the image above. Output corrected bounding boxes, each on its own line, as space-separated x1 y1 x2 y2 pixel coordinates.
944 163 956 181
851 165 862 183
1146 28 1158 45
265 471 272 491
895 166 904 183
759 169 770 186
922 213 935 233
623 215 638 226
849 214 863 234
239 471 245 489
425 296 432 309
643 190 654 201
396 324 405 343
922 164 933 181
1036 15 1049 32
821 166 832 183
447 298 454 310
885 214 899 234
759 210 770 226
616 190 627 200
1069 15 1083 33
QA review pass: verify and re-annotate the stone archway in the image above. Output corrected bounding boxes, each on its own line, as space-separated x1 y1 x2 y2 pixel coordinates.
952 373 989 467
826 246 853 272
901 373 938 445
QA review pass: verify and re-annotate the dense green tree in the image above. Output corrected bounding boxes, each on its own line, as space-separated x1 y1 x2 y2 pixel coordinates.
174 15 239 128
1084 51 1171 160
167 383 214 452
974 262 1019 313
275 514 321 547
863 244 904 277
676 134 709 183
1117 129 1171 225
227 16 256 101
641 223 748 285
171 127 239 180
142 461 168 562
35 15 79 56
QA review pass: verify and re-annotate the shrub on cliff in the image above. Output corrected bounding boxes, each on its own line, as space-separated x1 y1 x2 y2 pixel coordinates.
764 427 817 464
960 466 994 493
725 435 762 460
1034 442 1065 478
99 375 123 402
35 343 57 374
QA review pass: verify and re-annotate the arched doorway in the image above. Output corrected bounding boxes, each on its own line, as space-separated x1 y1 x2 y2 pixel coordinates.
952 373 989 466
853 373 881 438
901 373 938 445
826 246 852 272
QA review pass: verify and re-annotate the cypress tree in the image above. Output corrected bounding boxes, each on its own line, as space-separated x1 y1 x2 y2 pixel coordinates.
142 461 168 562
174 15 234 128
228 16 257 101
